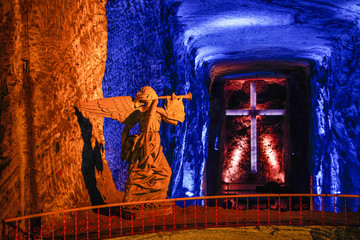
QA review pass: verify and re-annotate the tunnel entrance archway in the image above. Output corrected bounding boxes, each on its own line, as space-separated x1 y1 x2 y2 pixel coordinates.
206 61 311 196
220 77 289 194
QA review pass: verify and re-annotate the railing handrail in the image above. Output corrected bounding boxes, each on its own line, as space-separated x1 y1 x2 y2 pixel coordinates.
3 193 359 223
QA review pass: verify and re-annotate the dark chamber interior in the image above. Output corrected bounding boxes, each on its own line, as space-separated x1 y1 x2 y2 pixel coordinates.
206 62 311 196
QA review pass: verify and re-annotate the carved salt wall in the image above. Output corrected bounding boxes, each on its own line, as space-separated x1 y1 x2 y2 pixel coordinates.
103 0 209 199
103 0 169 192
163 1 209 199
0 0 123 220
164 0 360 205
311 30 360 211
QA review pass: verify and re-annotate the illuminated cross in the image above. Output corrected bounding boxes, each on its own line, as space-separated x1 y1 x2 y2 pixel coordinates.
226 82 285 173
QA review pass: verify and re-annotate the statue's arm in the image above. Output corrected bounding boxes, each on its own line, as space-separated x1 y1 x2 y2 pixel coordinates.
121 110 140 155
157 107 178 125
121 124 132 152
163 118 178 125
142 99 159 156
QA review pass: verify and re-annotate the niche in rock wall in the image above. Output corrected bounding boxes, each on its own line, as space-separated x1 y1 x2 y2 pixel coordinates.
207 67 310 196
220 78 288 193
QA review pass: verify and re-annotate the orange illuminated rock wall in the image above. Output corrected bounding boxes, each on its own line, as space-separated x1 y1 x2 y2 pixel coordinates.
0 0 123 221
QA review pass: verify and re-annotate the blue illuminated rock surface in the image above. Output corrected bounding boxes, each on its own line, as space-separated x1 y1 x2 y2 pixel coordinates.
104 0 209 198
103 0 360 205
311 31 360 210
104 0 168 191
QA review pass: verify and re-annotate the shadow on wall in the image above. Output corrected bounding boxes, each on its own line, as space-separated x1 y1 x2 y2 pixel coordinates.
75 107 128 217
74 107 105 206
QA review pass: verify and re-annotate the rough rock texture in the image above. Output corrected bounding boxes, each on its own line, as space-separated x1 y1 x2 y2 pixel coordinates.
311 30 360 211
0 0 122 221
113 226 360 240
103 0 209 200
163 1 209 199
1 0 360 224
161 0 360 205
103 0 169 192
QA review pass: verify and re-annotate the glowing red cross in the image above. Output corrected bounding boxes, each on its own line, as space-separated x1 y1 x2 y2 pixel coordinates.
226 82 285 173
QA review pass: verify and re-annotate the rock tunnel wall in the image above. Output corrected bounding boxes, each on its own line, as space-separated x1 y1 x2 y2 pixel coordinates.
311 29 360 210
103 0 169 192
0 0 123 220
103 0 209 199
1 0 360 221
163 1 210 199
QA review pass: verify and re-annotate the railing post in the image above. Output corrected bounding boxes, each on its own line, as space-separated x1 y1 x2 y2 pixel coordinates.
300 196 303 225
142 204 145 233
97 209 100 239
205 199 208 227
333 197 336 226
152 203 155 232
194 200 197 228
345 197 347 226
246 197 249 225
357 197 359 226
173 201 176 230
75 211 78 240
226 197 228 226
236 198 239 226
310 196 313 225
278 195 281 225
268 197 270 225
40 216 43 239
120 206 123 235
163 202 166 231
16 220 19 240
131 205 134 234
86 209 89 240
322 197 325 225
63 213 66 240
28 218 31 240
257 197 260 225
184 200 186 229
215 199 218 227
2 220 6 240
52 214 54 240
289 197 291 225
109 206 112 238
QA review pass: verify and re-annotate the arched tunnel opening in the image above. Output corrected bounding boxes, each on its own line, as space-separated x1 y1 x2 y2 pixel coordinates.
206 61 311 196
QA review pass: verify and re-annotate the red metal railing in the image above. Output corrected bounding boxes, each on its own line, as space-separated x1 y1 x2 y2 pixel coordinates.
2 194 359 239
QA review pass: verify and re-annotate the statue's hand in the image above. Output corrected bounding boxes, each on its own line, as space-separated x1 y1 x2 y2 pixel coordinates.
151 93 158 100
121 135 138 162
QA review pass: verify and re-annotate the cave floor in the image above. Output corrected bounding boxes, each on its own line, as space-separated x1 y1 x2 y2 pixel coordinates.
110 225 360 240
